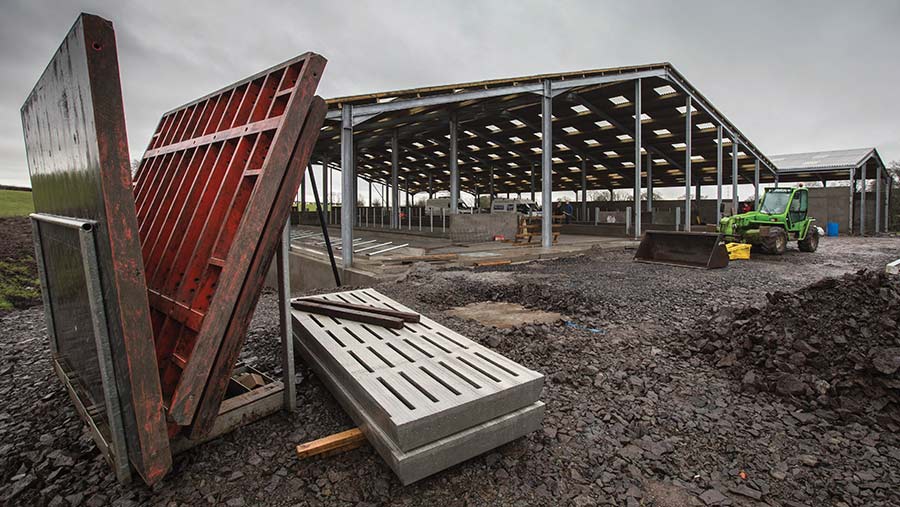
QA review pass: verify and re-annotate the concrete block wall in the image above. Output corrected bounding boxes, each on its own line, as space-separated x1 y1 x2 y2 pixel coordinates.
808 187 885 234
448 213 518 242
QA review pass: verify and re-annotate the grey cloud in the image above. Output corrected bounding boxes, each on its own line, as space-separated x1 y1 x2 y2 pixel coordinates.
2 0 898 189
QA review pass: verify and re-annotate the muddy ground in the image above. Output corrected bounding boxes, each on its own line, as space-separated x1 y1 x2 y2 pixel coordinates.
1 236 899 506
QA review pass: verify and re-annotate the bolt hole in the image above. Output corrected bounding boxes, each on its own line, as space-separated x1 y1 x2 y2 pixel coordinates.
92 42 102 51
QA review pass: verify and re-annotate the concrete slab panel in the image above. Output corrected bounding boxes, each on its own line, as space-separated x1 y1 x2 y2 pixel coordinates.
293 321 544 484
291 289 543 452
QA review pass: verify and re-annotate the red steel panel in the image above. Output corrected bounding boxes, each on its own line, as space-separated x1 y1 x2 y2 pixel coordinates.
133 53 326 435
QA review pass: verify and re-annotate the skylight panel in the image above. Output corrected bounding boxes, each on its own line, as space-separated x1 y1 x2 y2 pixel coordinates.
609 95 629 105
570 104 589 114
654 85 676 95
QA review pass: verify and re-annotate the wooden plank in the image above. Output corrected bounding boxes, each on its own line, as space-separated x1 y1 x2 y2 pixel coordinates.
290 300 405 329
296 428 366 459
473 260 512 267
297 297 420 323
385 253 458 263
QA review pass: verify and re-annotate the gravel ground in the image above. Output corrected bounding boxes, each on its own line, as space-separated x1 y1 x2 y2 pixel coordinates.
1 236 899 506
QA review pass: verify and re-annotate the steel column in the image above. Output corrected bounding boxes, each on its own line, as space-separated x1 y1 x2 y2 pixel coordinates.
887 175 892 232
449 111 459 214
530 163 536 202
391 129 400 228
581 159 587 221
322 160 329 211
861 163 867 235
716 125 723 224
300 168 307 219
277 222 296 412
428 173 433 198
876 163 882 233
341 106 354 268
646 152 653 211
849 167 855 235
754 159 760 208
731 136 739 214
684 96 692 232
633 78 642 240
541 79 553 248
490 166 495 204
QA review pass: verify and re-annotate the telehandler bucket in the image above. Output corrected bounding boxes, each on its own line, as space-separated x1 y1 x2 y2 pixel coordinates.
634 231 729 269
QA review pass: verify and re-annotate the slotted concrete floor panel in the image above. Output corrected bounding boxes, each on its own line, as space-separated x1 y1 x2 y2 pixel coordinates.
291 289 544 453
293 318 544 484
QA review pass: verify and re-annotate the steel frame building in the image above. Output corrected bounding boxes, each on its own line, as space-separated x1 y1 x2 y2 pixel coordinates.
770 147 891 234
309 63 887 267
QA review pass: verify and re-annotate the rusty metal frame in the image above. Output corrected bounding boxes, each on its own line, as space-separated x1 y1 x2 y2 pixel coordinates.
133 54 326 437
21 14 171 485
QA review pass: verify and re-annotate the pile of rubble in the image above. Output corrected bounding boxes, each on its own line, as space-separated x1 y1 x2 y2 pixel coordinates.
689 269 900 427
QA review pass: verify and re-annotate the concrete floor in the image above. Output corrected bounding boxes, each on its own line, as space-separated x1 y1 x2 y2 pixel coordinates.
289 224 639 276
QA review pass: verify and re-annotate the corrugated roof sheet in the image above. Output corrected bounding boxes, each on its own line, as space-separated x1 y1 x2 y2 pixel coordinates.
770 148 875 171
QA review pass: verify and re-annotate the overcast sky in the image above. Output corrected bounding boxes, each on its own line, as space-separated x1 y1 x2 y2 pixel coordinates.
2 0 899 200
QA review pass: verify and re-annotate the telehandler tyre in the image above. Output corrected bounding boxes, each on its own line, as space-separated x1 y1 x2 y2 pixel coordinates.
798 229 819 252
762 228 787 255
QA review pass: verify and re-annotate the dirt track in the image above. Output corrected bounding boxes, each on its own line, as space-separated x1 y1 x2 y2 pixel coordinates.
1 235 899 506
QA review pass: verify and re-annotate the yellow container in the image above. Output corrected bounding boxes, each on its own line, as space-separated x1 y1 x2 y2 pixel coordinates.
726 242 751 260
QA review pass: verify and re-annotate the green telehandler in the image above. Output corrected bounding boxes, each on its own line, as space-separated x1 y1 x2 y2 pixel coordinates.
718 186 823 255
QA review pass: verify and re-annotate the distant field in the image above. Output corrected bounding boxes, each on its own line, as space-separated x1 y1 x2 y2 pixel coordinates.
0 189 34 217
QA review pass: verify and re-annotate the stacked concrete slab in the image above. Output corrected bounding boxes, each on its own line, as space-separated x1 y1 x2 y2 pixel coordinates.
291 289 544 484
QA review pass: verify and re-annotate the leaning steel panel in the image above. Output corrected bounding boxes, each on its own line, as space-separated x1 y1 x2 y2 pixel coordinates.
20 13 171 485
133 53 327 436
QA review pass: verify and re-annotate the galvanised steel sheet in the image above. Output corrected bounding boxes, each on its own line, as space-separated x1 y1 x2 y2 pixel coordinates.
133 53 327 436
20 13 171 484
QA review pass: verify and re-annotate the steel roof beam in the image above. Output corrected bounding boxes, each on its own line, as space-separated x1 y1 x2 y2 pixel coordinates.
326 68 668 121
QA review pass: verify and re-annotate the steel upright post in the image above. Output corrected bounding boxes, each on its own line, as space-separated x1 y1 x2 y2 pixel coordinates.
684 96 692 232
716 125 723 224
876 164 882 233
449 111 459 214
754 159 760 209
633 78 642 240
860 163 867 235
849 167 855 235
541 79 553 248
732 136 739 215
277 222 296 412
646 152 653 212
341 106 354 268
581 159 587 222
530 163 536 202
391 129 400 229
